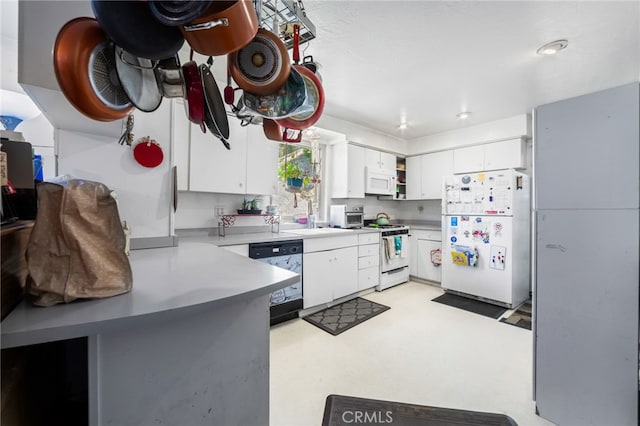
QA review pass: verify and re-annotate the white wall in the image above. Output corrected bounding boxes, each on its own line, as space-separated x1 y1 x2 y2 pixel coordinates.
407 114 531 155
316 114 408 154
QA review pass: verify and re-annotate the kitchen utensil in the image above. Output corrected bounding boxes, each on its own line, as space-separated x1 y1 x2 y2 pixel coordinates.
182 59 206 132
115 47 163 113
149 0 213 26
262 119 302 143
154 55 186 98
181 0 258 56
228 28 291 96
241 66 308 119
376 213 390 226
91 0 185 61
199 62 231 150
132 136 164 168
275 25 325 130
224 62 235 105
53 17 133 122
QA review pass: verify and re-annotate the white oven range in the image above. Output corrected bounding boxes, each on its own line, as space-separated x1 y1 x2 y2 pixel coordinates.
376 226 410 291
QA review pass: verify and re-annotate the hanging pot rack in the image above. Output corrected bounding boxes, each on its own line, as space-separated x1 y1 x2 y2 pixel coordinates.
255 0 316 49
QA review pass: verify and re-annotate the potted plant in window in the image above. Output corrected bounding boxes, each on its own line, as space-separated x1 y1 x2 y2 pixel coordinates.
237 197 261 214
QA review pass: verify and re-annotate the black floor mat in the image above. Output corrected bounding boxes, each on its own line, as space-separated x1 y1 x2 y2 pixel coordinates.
303 298 390 336
322 394 518 426
500 300 532 330
431 293 507 319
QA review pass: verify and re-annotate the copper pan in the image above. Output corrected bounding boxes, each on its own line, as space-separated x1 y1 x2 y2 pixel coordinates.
54 17 133 121
181 0 258 56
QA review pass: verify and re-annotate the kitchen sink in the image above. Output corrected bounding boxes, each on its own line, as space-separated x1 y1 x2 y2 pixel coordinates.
284 228 353 236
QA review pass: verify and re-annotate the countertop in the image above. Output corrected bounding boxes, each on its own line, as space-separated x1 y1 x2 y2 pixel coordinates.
1 241 299 349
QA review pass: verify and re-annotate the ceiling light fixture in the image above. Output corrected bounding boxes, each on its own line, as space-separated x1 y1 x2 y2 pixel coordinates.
398 122 408 130
456 111 471 120
536 39 568 56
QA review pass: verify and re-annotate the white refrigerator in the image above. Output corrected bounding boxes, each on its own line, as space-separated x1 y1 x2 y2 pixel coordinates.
441 169 530 308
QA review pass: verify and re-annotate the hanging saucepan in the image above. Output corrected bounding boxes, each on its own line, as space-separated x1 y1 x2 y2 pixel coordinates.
115 47 163 113
149 0 213 26
154 55 185 98
228 28 290 96
182 60 206 132
199 63 231 150
53 17 133 122
181 0 258 56
262 119 302 143
275 25 324 130
132 136 164 168
91 0 184 61
241 66 309 119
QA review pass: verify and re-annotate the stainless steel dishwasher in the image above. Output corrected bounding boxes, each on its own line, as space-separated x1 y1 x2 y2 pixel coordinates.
249 240 303 326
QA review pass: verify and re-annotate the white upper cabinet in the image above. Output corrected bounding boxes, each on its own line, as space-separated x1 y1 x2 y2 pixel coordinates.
452 145 485 174
365 148 396 171
189 118 248 194
245 125 279 195
406 151 453 200
406 156 421 200
330 142 365 198
453 138 525 173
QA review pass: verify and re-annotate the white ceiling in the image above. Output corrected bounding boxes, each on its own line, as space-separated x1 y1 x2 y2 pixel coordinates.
2 1 639 141
302 0 640 139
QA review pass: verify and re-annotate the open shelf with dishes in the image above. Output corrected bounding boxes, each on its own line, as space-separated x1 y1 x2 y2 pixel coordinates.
395 157 407 200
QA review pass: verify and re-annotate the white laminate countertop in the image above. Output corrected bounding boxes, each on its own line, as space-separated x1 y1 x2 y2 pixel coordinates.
1 241 299 349
183 227 381 247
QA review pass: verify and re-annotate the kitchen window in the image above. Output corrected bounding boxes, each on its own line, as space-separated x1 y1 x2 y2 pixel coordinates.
273 139 324 223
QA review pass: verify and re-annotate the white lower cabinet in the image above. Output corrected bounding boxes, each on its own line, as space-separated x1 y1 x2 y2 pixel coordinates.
411 230 442 283
357 233 379 290
303 235 359 309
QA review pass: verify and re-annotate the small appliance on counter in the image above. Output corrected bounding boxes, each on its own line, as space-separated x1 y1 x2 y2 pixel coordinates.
329 204 364 228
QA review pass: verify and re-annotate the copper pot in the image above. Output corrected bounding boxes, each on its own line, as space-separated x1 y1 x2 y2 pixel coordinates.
181 0 258 56
54 17 133 122
229 28 290 96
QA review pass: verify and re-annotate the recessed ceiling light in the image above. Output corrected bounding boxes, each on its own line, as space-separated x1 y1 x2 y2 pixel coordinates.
536 39 568 56
456 111 471 120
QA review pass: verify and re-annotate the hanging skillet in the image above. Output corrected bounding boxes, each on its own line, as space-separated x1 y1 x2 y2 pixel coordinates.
199 62 230 150
115 47 163 113
54 17 133 122
276 25 325 130
91 0 184 61
182 58 206 132
228 28 290 96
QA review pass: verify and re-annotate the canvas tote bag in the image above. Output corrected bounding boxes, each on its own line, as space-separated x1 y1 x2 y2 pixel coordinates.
26 178 132 306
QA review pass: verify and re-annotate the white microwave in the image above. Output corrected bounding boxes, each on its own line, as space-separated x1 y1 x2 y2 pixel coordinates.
365 167 396 196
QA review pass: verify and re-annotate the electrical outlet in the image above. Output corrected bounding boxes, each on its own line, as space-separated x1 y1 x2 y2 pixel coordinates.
215 206 224 216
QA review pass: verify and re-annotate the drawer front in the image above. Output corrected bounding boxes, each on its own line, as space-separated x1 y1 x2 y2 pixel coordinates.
358 243 379 257
358 266 379 290
358 232 380 245
358 253 380 270
413 230 441 241
304 235 359 253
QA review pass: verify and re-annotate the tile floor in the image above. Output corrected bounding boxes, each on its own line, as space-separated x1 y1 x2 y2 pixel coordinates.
270 281 555 426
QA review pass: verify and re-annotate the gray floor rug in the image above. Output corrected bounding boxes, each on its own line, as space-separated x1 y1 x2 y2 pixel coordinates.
500 300 532 330
432 293 507 319
303 298 390 336
322 394 518 426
